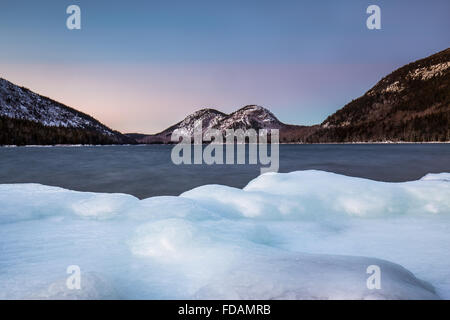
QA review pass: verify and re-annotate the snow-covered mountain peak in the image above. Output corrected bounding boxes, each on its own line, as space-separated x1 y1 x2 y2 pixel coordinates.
215 105 284 131
172 108 227 135
134 105 285 143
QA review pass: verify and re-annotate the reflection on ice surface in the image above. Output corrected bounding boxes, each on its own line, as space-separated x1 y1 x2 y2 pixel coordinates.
0 170 449 299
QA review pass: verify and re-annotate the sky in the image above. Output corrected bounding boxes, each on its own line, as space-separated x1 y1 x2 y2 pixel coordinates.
0 0 449 133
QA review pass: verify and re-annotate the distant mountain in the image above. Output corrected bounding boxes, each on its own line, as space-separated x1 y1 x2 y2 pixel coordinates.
305 48 450 142
0 78 135 145
130 105 296 144
133 108 225 144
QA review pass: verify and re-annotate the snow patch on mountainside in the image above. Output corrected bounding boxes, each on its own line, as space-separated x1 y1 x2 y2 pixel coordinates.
171 109 226 136
215 105 284 131
383 81 404 94
407 62 450 81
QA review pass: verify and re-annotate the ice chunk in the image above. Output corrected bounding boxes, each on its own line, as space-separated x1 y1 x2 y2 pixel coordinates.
194 253 439 300
0 184 138 223
421 173 450 182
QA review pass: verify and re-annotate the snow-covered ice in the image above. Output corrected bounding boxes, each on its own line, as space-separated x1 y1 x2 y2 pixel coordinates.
0 170 449 299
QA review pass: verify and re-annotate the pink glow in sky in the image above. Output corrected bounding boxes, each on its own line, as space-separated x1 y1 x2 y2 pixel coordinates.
0 62 394 134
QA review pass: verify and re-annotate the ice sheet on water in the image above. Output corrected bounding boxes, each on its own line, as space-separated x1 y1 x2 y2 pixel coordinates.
0 170 449 299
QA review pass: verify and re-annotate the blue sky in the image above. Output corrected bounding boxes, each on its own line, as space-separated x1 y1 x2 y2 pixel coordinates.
0 0 449 133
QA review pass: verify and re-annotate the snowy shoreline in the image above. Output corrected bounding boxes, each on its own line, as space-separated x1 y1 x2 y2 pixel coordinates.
0 170 449 300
